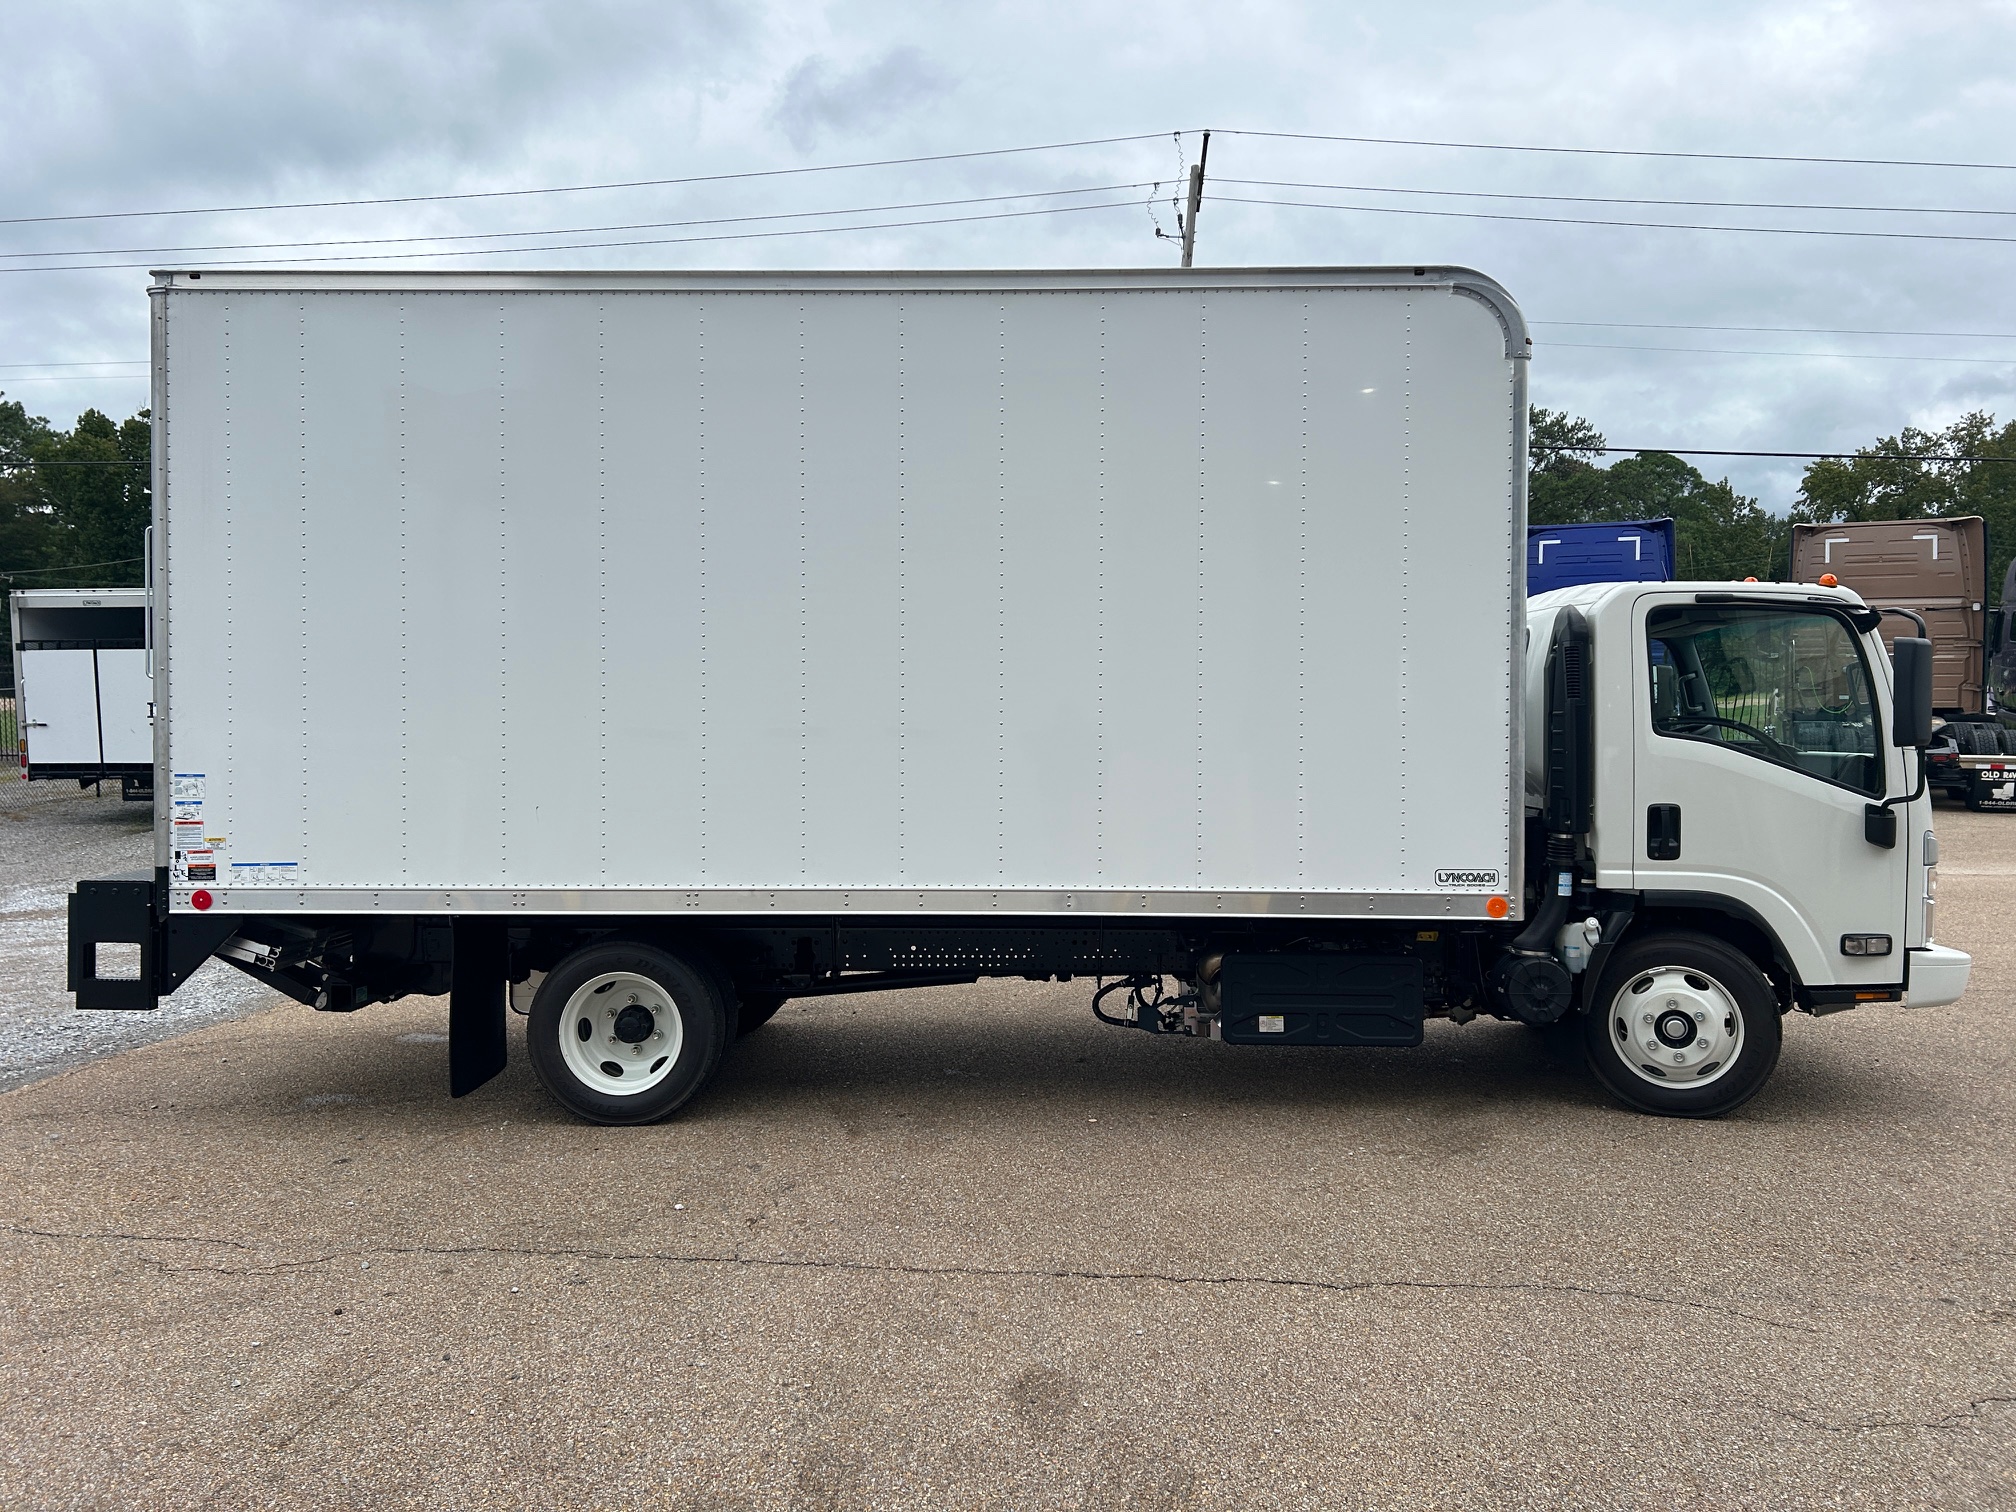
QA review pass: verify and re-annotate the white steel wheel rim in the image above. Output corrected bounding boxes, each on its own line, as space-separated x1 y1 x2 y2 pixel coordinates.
557 972 685 1097
1608 966 1746 1089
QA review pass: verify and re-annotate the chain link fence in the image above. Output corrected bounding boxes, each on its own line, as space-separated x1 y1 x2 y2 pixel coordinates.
0 695 153 814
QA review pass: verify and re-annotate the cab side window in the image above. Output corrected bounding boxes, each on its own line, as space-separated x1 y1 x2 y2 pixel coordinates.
1646 604 1883 796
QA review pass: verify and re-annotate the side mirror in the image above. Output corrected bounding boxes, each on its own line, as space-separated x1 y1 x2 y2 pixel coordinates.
1891 637 1934 747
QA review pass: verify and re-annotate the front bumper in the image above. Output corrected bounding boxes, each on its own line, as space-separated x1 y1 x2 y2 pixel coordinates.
1907 944 1971 1008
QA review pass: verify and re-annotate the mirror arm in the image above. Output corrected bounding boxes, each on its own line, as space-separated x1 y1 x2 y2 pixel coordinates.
1880 748 1928 813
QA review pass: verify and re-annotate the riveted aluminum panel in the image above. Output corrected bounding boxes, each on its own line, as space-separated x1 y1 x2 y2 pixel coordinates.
152 268 1526 916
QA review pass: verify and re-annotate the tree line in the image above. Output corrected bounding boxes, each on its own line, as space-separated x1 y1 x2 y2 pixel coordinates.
1 395 151 590
5 392 2015 605
1530 405 2016 597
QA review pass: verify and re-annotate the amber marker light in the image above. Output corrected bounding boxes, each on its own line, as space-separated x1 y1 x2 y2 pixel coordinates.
1486 896 1510 919
1819 573 1839 587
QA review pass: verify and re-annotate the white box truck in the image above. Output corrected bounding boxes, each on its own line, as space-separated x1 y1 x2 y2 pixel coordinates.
11 586 154 800
67 266 1969 1123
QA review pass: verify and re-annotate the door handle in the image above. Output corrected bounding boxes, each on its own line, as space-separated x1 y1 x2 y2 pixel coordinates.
1647 804 1681 860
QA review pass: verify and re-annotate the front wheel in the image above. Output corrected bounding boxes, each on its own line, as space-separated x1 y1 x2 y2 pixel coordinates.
527 940 731 1124
1581 931 1782 1118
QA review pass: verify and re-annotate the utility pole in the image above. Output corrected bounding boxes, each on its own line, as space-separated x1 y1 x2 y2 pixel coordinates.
1180 131 1210 267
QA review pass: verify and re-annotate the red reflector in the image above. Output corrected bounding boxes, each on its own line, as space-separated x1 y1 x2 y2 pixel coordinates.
190 889 213 911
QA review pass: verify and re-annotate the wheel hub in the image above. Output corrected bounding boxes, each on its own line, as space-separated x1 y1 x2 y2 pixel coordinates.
555 972 686 1097
1613 967 1743 1087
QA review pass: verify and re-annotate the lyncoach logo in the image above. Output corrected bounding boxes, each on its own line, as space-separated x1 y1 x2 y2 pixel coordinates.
1435 868 1502 889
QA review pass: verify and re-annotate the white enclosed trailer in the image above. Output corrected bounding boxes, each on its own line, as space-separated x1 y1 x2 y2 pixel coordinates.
10 586 153 799
69 266 1969 1122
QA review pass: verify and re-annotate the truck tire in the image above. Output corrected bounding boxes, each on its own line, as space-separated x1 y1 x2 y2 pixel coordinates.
736 992 788 1036
527 940 731 1124
1580 931 1782 1118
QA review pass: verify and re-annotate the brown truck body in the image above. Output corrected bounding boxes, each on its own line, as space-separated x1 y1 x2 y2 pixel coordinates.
1789 517 1987 715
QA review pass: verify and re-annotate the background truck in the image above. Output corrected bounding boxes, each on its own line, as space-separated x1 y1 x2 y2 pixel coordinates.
1787 517 2014 808
1526 518 1675 595
68 266 1968 1124
10 586 154 800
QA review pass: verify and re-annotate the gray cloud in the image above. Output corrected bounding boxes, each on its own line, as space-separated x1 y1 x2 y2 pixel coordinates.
771 46 948 151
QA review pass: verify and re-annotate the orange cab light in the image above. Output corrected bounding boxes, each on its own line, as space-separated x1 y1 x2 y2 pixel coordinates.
1819 573 1839 587
1744 576 1758 582
1485 895 1511 919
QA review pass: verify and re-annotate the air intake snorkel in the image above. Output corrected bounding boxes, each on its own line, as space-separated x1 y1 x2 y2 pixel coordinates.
1513 605 1594 953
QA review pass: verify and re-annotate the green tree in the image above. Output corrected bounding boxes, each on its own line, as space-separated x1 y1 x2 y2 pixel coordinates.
0 394 60 581
1793 411 2016 602
1528 406 1786 580
31 407 151 586
0 404 152 592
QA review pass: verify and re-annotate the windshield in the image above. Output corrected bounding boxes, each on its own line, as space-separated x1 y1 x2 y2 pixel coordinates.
1647 604 1883 796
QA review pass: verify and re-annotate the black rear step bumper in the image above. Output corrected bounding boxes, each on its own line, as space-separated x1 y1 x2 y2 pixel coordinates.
66 871 236 1011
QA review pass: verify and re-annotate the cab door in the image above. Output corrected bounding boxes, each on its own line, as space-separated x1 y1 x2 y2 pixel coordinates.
1632 595 1908 989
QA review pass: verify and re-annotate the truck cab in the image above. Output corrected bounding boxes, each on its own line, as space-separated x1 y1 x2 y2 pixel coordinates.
1527 579 1967 1110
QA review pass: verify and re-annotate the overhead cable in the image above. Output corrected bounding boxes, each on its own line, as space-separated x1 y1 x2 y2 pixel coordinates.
0 133 1178 227
1534 320 2016 340
1212 128 2016 173
1217 177 2016 218
0 182 1157 263
1548 341 2014 364
0 196 1152 274
1210 192 2016 245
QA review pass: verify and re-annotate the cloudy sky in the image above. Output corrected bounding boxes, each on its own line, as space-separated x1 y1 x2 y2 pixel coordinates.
4 0 2014 510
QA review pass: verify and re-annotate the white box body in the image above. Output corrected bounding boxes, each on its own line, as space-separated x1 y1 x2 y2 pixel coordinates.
10 586 152 775
148 267 1529 918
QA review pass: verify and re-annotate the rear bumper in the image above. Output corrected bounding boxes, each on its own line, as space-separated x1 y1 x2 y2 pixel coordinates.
1907 944 1971 1008
67 872 236 1009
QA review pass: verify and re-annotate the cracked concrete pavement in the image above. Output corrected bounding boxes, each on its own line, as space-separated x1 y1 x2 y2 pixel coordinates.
1 793 2013 1508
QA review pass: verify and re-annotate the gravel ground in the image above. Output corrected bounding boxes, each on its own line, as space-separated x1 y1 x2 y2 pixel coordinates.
0 778 271 1093
0 797 2011 1508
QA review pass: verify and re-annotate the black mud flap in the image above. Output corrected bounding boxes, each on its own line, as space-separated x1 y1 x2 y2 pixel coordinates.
449 917 508 1098
68 872 238 1010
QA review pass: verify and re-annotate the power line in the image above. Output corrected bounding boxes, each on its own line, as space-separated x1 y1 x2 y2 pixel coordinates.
0 195 1152 274
1210 192 2016 245
1533 446 2016 463
0 360 147 369
1535 320 2016 340
1548 341 2014 364
0 457 145 468
0 133 1180 228
1213 127 2016 173
1 555 146 576
0 182 1156 263
1221 177 2016 218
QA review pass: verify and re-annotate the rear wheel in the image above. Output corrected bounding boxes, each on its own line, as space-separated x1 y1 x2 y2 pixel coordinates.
1581 931 1782 1117
527 940 730 1124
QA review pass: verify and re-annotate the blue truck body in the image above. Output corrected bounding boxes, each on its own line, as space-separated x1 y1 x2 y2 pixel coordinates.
1527 518 1676 595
